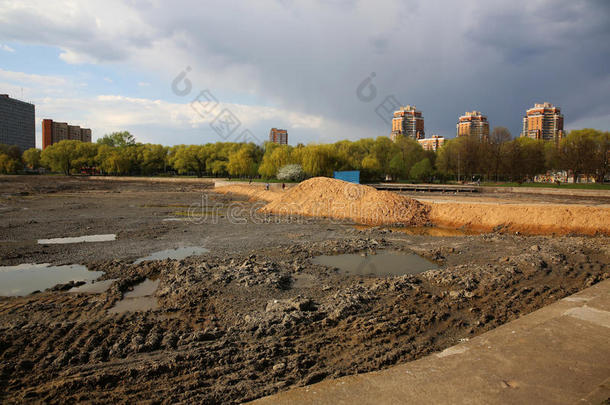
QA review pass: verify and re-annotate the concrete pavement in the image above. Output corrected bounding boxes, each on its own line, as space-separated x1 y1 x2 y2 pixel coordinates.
251 279 610 405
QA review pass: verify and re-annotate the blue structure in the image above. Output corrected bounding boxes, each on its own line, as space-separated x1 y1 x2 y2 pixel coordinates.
333 170 360 184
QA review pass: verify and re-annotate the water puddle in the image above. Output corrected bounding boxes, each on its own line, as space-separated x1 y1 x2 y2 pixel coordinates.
312 251 438 277
38 234 116 244
0 263 104 296
108 279 159 314
134 246 209 264
355 225 478 237
69 279 117 294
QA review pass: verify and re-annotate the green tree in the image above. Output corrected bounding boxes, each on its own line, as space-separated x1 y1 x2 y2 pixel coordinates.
516 137 546 181
97 131 136 148
22 148 41 169
393 135 425 179
487 127 511 181
227 144 258 177
40 140 81 175
372 136 398 178
0 144 22 174
591 130 609 183
258 143 293 178
559 130 599 182
140 144 167 174
409 158 433 182
74 142 99 169
169 145 209 177
300 145 333 177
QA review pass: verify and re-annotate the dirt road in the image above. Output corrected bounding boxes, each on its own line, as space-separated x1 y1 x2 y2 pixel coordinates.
0 176 608 403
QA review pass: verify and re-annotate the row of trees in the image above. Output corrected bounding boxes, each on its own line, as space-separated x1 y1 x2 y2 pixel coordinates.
437 128 609 183
2 129 608 183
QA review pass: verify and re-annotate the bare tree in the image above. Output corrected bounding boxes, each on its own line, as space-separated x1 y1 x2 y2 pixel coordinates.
489 127 511 181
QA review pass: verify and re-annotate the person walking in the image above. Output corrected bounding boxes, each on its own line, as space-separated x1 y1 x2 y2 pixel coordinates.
281 183 285 191
265 183 270 191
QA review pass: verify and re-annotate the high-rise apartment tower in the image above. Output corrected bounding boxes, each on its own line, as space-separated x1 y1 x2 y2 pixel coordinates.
391 105 424 141
521 102 564 142
457 111 490 140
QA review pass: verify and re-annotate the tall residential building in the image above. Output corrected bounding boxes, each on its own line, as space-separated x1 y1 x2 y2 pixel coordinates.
418 135 445 152
269 128 288 145
42 119 92 149
0 94 35 151
521 102 564 142
391 105 424 141
457 111 490 140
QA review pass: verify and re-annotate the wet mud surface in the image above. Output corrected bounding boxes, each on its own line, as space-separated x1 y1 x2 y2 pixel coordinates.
0 176 608 403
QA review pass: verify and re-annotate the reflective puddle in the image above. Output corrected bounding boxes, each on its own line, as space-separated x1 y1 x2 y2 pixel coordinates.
0 263 104 296
354 225 478 237
38 234 116 244
108 279 160 314
312 251 438 277
69 279 117 294
134 246 209 264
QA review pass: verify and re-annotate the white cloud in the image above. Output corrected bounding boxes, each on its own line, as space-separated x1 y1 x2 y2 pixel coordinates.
137 82 150 87
59 48 98 64
0 68 67 87
34 94 327 145
0 43 14 52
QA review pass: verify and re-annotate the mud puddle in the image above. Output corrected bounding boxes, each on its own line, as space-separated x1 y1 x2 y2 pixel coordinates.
108 279 159 314
69 279 117 294
312 251 438 277
134 246 209 264
38 234 116 244
0 263 104 296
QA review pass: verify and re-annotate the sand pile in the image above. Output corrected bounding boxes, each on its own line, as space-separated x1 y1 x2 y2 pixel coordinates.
259 177 430 226
429 202 610 235
215 184 281 203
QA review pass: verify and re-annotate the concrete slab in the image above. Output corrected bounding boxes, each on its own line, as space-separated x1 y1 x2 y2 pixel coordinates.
251 279 610 405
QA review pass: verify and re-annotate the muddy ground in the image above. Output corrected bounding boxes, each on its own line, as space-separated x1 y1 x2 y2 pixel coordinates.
0 176 608 404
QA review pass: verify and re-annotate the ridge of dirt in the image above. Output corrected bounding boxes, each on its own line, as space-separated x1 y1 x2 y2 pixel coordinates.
225 178 430 226
216 178 610 235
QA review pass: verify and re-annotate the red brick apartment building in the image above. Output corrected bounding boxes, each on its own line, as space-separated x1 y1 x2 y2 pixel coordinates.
269 128 288 144
42 119 92 149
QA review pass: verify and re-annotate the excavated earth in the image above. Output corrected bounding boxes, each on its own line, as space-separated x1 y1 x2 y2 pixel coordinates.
0 176 609 404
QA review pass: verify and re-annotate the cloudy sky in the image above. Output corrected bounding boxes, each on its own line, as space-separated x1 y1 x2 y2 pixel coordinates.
1 0 609 147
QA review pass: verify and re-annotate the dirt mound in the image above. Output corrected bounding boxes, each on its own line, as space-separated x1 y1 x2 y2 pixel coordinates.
259 177 430 226
214 183 282 202
429 202 610 235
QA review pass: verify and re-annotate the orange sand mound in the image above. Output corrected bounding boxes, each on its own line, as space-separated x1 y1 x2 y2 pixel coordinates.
429 202 610 235
258 177 430 226
215 179 610 235
215 184 281 203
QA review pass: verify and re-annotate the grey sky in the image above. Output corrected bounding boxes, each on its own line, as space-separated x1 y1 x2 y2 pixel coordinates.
0 0 608 145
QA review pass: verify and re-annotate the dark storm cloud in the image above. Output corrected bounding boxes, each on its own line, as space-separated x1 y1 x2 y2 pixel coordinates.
0 0 608 142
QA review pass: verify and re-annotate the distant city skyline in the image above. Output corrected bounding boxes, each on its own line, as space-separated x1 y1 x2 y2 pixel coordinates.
0 1 608 148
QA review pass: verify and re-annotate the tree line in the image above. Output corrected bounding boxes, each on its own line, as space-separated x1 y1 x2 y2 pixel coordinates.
1 128 608 183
